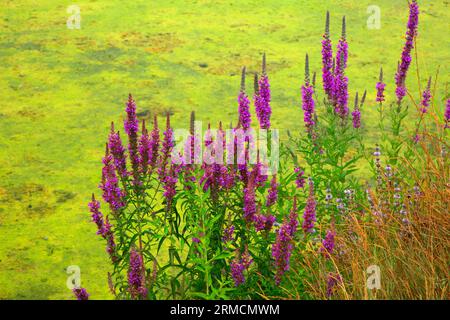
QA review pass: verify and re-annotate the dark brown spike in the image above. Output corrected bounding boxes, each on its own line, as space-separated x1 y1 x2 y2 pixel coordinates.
341 16 346 39
110 121 115 133
325 11 330 37
240 67 246 92
262 53 266 75
379 67 383 82
305 53 310 84
360 90 367 108
153 114 158 129
312 72 317 88
190 111 195 135
254 73 259 94
354 92 359 109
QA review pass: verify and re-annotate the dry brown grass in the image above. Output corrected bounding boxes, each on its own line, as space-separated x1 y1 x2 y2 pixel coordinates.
297 134 449 300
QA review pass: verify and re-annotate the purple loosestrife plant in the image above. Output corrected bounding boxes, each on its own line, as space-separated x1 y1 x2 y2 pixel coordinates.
322 11 334 100
124 94 141 185
302 179 316 234
108 122 127 179
351 92 361 129
395 0 419 103
294 167 305 189
238 67 252 131
73 288 89 300
138 120 151 175
445 99 450 128
254 54 272 129
266 175 278 207
272 198 298 285
302 54 316 130
128 248 148 299
320 229 336 258
376 67 386 103
149 115 160 168
420 77 432 113
100 144 125 212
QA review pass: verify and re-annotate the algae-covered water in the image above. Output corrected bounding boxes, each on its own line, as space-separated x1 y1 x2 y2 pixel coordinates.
0 0 448 299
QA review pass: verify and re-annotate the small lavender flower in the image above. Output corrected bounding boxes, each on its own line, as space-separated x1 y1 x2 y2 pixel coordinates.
73 288 89 300
321 11 334 99
351 92 361 128
320 229 336 258
238 67 251 131
326 273 342 299
302 54 316 129
108 122 127 179
128 248 147 300
376 67 386 103
302 179 316 234
266 175 278 207
395 0 419 103
420 77 432 113
294 167 305 188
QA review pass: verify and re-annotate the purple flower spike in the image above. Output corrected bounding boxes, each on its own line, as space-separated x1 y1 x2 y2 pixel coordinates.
266 175 278 207
302 54 316 129
254 54 272 129
352 92 361 128
445 99 450 128
302 179 316 234
294 167 305 189
128 248 147 300
272 197 298 285
73 287 89 300
395 0 419 103
108 122 127 179
124 94 141 185
243 177 256 223
326 273 342 299
420 77 432 113
320 229 336 258
238 67 252 131
335 17 348 72
376 67 386 103
322 11 334 100
100 144 125 212
138 120 151 175
230 248 253 286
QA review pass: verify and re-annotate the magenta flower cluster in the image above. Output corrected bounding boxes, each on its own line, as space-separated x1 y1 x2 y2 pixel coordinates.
128 248 148 299
395 0 419 103
272 198 298 285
